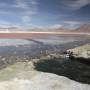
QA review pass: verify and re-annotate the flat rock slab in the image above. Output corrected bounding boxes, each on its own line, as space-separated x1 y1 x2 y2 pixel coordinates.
0 72 90 90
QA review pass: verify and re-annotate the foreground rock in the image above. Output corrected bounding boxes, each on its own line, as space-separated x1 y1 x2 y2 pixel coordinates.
0 72 90 90
67 44 90 58
0 61 89 90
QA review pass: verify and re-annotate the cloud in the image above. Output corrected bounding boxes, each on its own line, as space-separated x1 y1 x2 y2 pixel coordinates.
48 24 63 29
16 0 37 22
0 21 11 28
0 20 22 28
64 21 81 25
0 0 38 23
62 0 90 10
22 16 32 22
31 24 63 29
63 20 82 29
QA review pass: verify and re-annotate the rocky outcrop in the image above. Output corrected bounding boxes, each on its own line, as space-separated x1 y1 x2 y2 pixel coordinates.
0 61 89 90
67 44 90 58
0 72 90 90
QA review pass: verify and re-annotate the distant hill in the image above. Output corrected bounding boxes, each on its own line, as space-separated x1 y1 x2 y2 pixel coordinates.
0 24 90 33
28 27 70 32
73 24 90 33
51 27 70 32
0 27 24 32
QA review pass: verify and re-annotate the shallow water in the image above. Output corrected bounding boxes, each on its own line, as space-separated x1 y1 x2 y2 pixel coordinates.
35 36 82 45
0 36 87 46
0 36 89 57
0 39 34 46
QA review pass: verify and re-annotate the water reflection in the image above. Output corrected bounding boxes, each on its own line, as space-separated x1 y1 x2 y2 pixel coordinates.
35 36 85 45
0 39 34 46
0 36 88 46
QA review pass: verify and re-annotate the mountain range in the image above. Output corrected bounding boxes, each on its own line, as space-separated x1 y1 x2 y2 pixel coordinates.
28 24 90 33
0 24 90 33
73 24 90 33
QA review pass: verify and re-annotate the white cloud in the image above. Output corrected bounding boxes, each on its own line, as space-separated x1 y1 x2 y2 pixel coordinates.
64 0 90 10
0 0 38 23
0 21 11 28
64 21 81 25
63 20 82 29
37 24 63 29
48 24 63 29
0 20 22 29
16 0 37 22
16 0 28 9
23 23 63 29
22 16 32 22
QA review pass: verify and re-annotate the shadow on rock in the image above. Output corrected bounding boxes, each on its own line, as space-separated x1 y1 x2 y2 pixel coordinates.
34 58 90 84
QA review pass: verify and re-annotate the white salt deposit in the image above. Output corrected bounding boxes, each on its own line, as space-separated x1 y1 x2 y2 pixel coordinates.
0 73 89 90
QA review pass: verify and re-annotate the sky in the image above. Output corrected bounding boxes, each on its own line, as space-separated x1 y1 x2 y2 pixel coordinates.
0 0 90 29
